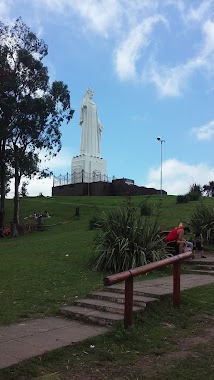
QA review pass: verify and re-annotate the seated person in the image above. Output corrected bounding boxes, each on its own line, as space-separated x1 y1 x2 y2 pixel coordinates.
176 222 193 251
164 226 191 254
3 226 11 236
193 232 206 259
43 211 50 218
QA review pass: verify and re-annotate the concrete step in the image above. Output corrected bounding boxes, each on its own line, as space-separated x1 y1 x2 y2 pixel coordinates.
185 269 214 276
88 290 158 307
103 285 164 299
191 264 214 271
60 305 124 326
74 298 142 314
184 260 214 266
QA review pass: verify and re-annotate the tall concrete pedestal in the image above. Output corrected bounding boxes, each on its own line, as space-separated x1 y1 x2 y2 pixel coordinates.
71 155 107 183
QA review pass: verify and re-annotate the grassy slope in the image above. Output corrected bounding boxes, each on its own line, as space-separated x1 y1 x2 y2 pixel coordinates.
0 194 214 324
0 195 214 379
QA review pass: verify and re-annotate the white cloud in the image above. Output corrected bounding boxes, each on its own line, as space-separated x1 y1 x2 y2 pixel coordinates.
202 19 214 56
38 148 72 172
7 176 53 198
36 0 160 36
146 55 206 97
185 0 214 23
26 176 53 196
69 0 121 37
31 0 214 96
192 120 214 140
3 0 214 98
114 15 166 80
145 18 214 97
145 159 213 195
36 0 122 37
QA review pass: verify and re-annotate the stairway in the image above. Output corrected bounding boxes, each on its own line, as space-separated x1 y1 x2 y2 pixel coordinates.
60 286 159 326
183 259 214 276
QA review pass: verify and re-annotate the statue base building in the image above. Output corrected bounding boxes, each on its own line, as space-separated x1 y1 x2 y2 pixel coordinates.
52 177 167 197
71 154 107 183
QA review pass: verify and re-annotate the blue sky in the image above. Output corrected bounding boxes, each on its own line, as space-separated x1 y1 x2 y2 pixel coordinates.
2 0 214 196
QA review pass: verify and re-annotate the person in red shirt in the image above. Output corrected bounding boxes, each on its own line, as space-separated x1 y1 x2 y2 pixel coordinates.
165 226 190 254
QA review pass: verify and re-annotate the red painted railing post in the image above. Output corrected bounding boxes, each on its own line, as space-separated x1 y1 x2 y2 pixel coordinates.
103 252 192 328
124 276 133 329
173 261 181 307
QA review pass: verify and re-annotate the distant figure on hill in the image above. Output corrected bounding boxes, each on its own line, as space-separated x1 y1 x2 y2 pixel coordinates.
43 211 50 218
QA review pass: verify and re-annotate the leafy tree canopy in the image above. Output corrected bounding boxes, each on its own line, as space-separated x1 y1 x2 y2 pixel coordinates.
0 17 74 231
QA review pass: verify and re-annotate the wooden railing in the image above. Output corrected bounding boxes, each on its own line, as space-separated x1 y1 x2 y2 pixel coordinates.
103 251 192 329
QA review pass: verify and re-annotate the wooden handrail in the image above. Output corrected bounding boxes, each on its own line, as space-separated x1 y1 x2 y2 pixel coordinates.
103 251 192 328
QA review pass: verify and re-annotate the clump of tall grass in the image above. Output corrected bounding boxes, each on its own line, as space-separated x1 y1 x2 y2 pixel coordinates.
187 201 214 243
92 196 168 273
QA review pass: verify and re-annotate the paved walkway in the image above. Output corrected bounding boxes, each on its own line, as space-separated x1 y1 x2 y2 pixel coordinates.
0 264 214 370
189 251 214 262
0 318 109 369
110 273 214 297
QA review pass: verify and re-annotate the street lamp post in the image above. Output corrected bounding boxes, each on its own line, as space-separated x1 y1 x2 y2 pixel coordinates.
157 137 165 200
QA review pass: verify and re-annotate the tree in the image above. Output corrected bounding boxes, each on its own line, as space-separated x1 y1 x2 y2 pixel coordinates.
0 163 12 195
0 18 74 235
203 181 214 197
0 46 16 228
20 181 29 198
187 183 202 201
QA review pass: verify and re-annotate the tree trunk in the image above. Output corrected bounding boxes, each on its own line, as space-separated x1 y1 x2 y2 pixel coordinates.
0 138 6 229
12 146 20 237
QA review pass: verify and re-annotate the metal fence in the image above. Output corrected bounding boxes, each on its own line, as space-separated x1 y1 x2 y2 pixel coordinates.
53 171 116 187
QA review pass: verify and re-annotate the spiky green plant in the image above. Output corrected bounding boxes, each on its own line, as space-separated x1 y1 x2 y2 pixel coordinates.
92 197 168 273
187 201 214 243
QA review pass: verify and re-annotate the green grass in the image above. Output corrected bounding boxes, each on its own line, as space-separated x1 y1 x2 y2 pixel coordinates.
0 284 213 379
0 194 214 379
4 193 214 229
0 222 101 323
1 194 214 324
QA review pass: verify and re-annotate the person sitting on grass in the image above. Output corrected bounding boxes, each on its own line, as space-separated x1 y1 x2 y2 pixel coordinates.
164 226 191 255
193 232 206 259
3 226 11 236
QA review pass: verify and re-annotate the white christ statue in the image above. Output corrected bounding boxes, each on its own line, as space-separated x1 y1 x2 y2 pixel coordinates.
80 88 103 157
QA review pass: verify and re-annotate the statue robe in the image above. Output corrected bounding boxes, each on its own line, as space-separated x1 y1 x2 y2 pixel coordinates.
80 92 102 157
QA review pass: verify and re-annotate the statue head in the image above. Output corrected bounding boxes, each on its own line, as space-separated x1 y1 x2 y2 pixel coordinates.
85 88 93 100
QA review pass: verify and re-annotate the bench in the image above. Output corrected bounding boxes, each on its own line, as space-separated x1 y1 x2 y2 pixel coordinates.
159 230 178 255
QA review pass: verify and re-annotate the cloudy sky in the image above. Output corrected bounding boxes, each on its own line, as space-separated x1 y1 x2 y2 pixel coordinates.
2 0 214 197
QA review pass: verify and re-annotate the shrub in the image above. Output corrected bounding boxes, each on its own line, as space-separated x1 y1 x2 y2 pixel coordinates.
187 202 214 243
176 195 189 204
187 183 202 201
188 192 201 201
92 197 168 273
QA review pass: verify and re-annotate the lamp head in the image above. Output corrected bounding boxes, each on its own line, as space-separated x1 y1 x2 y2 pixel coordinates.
157 136 161 141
